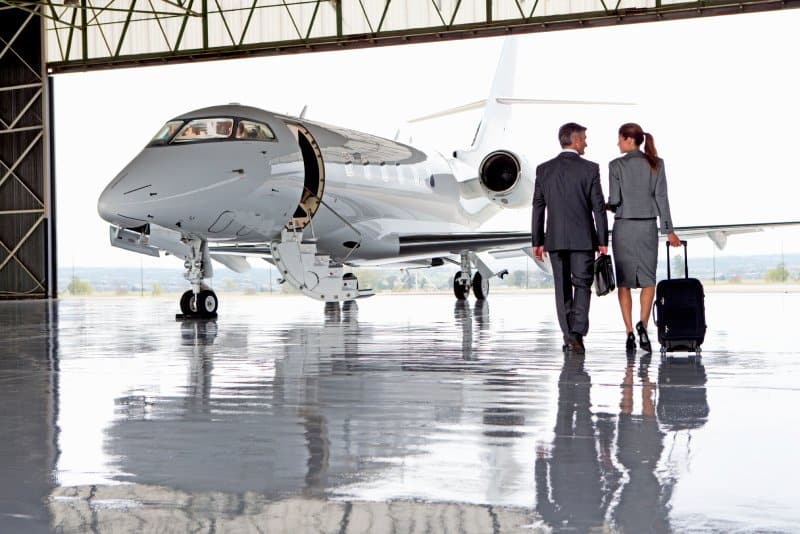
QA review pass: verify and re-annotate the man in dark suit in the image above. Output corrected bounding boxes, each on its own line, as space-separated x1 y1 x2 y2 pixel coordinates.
532 123 608 354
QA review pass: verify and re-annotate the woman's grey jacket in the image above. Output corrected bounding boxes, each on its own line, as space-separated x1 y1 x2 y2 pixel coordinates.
607 149 674 234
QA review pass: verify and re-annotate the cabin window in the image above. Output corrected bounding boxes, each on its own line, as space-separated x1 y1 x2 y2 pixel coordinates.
172 118 234 142
149 120 184 145
235 120 275 141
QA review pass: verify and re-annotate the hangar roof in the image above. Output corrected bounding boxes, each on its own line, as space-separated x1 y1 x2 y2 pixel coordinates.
5 0 799 73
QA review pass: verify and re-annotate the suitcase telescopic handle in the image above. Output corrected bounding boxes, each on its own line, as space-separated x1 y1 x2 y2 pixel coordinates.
666 240 689 279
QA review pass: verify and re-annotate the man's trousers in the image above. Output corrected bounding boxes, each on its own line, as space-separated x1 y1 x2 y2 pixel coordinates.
549 250 594 338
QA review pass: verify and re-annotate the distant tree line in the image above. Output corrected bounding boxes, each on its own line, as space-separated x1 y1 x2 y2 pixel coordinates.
62 258 799 297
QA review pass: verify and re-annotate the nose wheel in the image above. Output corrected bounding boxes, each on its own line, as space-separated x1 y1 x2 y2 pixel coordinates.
177 238 219 319
179 289 218 319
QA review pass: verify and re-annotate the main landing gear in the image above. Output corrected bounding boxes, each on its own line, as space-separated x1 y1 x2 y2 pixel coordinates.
177 238 218 319
453 252 507 301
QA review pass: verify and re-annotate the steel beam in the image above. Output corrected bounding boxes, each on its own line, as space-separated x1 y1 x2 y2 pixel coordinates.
0 0 793 73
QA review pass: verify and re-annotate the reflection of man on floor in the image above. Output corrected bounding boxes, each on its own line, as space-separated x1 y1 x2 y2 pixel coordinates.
535 355 619 530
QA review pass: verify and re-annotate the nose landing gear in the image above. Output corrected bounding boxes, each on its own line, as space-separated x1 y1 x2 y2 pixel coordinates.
177 238 218 319
179 289 218 319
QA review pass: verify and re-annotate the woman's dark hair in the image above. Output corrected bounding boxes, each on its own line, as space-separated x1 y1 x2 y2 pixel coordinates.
619 122 659 172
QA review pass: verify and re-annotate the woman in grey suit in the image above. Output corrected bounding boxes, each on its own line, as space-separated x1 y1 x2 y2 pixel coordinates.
607 123 681 352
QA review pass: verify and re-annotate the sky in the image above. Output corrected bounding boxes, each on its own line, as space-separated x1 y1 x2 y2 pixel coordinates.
54 9 800 269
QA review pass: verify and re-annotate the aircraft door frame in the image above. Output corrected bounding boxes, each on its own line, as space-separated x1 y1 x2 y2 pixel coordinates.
285 123 325 230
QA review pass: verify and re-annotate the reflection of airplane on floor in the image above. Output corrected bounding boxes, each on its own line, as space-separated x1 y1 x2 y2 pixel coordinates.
49 303 547 530
97 37 800 317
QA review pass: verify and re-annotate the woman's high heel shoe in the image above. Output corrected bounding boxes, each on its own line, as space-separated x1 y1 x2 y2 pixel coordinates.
636 321 652 353
626 332 636 352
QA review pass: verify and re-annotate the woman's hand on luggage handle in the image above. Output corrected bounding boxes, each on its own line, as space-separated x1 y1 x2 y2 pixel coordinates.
597 246 608 256
667 232 681 247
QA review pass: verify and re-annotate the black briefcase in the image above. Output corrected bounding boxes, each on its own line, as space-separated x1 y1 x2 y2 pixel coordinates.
594 254 616 296
653 241 706 355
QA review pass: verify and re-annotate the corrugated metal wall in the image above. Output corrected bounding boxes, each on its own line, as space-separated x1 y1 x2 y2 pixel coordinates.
1 6 53 299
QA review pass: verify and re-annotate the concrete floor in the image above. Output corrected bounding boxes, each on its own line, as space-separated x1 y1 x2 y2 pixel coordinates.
1 291 799 533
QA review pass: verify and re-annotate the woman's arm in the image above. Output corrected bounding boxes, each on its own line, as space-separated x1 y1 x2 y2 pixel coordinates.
607 160 621 212
654 160 675 235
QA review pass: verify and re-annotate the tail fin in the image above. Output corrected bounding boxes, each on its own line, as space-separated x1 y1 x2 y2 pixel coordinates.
456 36 518 168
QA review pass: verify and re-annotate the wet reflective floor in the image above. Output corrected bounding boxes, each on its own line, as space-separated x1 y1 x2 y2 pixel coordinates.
1 291 799 533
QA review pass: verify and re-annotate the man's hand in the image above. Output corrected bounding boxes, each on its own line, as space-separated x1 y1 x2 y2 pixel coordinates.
667 232 682 247
597 246 608 256
533 246 546 261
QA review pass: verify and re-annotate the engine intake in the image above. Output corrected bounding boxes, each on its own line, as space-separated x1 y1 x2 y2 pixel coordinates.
478 149 533 208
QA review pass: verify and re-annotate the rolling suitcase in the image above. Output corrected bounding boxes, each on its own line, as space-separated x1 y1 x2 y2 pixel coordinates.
653 241 706 356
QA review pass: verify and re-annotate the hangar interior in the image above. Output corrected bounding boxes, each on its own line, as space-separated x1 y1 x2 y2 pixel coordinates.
2 3 800 534
1 0 798 298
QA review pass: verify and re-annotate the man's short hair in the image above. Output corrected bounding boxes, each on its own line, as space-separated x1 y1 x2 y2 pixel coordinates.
558 122 587 148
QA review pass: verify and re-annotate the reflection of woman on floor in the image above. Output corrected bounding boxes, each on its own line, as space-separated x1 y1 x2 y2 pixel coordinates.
613 359 670 532
535 355 620 530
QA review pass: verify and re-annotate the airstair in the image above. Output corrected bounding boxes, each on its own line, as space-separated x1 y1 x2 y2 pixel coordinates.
271 229 373 302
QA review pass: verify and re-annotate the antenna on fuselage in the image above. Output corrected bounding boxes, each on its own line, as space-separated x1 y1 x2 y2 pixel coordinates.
299 105 308 119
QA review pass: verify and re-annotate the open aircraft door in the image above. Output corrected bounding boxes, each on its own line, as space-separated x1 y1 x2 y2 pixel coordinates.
285 123 325 230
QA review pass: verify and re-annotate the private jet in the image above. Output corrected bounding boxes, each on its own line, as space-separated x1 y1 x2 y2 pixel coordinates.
97 39 799 318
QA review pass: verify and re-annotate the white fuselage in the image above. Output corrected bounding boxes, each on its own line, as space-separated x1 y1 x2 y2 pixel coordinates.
98 104 501 264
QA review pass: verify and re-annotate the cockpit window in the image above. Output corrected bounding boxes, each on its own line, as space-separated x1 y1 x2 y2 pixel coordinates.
148 117 276 147
235 120 275 141
150 120 184 144
172 118 234 143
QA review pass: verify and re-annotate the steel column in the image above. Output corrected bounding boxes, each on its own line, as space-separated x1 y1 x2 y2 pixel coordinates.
0 4 53 299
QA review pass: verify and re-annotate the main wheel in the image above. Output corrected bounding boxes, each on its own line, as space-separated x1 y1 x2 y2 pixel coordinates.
453 271 471 300
196 289 218 318
472 272 489 300
180 290 194 315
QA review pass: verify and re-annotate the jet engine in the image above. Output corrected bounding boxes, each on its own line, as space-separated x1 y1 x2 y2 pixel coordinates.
478 150 533 208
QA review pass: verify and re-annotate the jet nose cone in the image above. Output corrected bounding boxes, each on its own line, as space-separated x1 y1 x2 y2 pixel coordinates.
97 171 126 224
97 189 114 223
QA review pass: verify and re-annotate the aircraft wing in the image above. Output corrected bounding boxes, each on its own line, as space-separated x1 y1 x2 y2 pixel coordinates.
397 232 531 256
667 220 800 249
208 232 534 261
206 220 799 269
399 220 800 257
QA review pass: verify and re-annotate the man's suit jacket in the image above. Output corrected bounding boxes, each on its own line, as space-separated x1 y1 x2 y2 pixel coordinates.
531 151 608 251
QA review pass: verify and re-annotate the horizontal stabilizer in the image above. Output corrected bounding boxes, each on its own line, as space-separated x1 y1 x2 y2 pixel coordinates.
408 98 634 123
408 100 485 123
